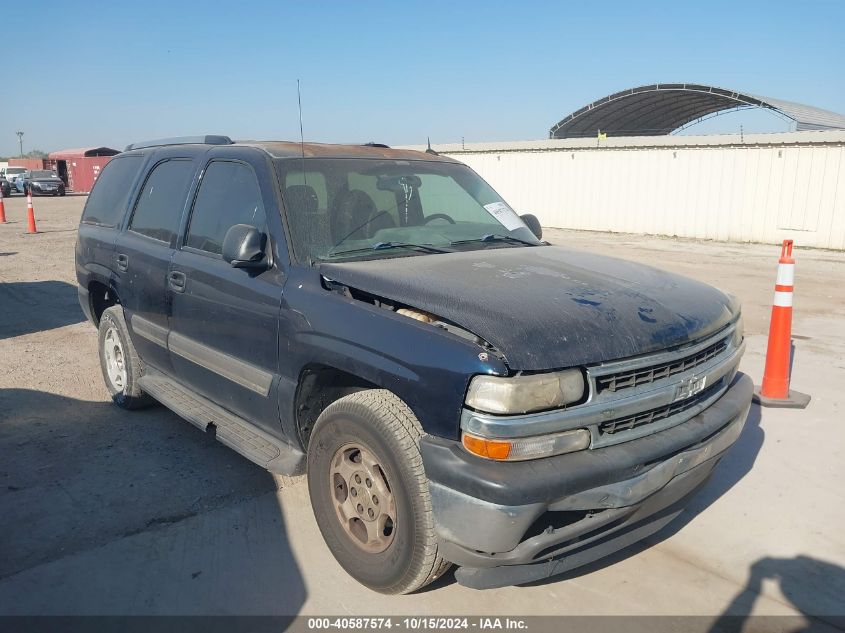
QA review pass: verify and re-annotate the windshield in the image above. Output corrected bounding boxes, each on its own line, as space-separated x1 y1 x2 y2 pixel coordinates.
6 168 26 175
276 158 541 264
31 170 55 179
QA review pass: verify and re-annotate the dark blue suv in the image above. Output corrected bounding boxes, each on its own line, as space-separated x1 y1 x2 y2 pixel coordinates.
75 136 752 593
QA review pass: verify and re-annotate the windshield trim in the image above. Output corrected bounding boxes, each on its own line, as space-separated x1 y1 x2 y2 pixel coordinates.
316 239 545 264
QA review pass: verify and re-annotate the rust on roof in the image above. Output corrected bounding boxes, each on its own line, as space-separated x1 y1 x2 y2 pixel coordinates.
238 140 460 162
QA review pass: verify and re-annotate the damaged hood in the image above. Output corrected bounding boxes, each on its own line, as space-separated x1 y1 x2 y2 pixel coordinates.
320 246 736 371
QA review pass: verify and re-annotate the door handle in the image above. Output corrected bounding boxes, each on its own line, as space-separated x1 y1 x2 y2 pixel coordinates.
168 271 187 293
116 253 129 272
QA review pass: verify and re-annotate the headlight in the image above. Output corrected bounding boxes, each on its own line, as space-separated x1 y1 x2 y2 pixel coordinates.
462 427 591 461
465 369 585 415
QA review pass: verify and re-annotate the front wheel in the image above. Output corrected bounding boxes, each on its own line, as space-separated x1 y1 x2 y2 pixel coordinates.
98 306 155 409
307 390 450 594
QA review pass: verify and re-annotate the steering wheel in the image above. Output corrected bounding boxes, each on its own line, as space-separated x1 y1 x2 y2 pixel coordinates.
423 213 455 225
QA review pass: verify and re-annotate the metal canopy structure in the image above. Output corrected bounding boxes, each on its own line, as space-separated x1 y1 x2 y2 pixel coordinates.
549 83 845 138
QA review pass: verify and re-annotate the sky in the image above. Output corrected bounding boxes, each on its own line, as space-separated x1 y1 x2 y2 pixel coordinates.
1 0 844 157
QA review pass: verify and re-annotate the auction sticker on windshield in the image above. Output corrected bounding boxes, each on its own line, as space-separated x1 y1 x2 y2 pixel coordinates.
484 201 524 231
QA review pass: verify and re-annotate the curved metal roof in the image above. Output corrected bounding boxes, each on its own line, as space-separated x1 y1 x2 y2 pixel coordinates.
550 84 845 138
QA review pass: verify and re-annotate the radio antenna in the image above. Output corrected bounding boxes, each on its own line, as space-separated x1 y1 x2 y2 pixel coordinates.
296 79 313 265
297 79 307 186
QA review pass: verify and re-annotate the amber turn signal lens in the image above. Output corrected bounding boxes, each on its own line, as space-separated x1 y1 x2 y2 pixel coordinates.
462 433 512 460
461 428 591 461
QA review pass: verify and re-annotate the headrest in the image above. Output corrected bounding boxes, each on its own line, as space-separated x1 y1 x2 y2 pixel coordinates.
285 184 319 214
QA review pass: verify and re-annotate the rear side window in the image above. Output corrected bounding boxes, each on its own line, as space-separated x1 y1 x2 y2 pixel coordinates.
129 159 194 243
185 161 266 256
81 156 142 227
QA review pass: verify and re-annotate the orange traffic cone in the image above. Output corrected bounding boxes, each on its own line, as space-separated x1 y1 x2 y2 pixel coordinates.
25 189 38 234
753 240 810 408
0 186 6 223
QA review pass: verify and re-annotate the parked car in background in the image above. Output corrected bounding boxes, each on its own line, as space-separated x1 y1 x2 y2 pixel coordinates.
15 170 66 196
1 166 27 194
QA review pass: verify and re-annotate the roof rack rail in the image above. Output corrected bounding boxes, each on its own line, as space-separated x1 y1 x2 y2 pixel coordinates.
124 135 234 152
363 142 390 148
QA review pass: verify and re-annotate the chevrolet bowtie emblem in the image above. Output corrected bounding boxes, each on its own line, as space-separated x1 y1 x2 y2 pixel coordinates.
675 375 707 401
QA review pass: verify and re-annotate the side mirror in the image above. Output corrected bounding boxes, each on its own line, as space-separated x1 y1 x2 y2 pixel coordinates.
222 224 267 269
520 213 543 240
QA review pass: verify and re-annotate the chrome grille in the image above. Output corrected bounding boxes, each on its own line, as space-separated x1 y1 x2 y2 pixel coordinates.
599 378 726 435
595 336 729 394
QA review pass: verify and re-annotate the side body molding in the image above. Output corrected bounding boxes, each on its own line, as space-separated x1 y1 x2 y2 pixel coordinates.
129 314 274 397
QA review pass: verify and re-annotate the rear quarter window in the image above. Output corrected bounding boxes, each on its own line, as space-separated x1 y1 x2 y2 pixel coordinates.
81 156 143 227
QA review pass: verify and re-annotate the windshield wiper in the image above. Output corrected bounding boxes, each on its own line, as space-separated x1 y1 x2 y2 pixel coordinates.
373 241 452 253
451 233 539 247
324 241 452 259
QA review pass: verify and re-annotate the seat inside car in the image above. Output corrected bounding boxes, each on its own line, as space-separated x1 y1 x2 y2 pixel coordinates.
284 184 331 252
285 184 319 215
331 189 394 242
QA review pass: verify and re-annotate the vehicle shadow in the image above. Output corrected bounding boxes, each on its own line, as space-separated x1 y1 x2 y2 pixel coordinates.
0 281 86 340
0 388 307 615
709 555 845 632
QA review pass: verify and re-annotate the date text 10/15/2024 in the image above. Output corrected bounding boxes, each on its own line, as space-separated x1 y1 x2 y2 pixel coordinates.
307 617 528 630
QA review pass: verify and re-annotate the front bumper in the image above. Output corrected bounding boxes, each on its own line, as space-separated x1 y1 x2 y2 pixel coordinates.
420 372 753 588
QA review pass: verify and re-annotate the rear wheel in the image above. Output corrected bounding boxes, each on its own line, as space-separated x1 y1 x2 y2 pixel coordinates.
307 389 450 594
98 306 155 409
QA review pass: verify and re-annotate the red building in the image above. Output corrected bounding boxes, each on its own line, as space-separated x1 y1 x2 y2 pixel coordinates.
46 147 120 193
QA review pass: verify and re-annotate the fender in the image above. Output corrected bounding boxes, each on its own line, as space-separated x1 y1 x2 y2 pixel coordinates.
279 267 509 440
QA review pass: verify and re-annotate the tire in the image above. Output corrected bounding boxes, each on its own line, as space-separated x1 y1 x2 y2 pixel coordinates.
98 306 155 409
307 389 450 594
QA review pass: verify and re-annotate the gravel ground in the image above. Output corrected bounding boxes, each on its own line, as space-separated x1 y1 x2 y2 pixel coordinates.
0 193 843 627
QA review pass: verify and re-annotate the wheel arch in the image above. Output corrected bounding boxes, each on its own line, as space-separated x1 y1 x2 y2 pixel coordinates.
293 363 382 449
87 279 121 328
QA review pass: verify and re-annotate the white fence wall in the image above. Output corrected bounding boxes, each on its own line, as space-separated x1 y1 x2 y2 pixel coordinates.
430 131 845 250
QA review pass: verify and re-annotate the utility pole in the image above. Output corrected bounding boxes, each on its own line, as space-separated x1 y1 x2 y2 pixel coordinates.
16 131 24 157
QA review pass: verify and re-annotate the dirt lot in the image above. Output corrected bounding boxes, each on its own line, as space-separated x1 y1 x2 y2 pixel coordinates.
1 194 844 626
